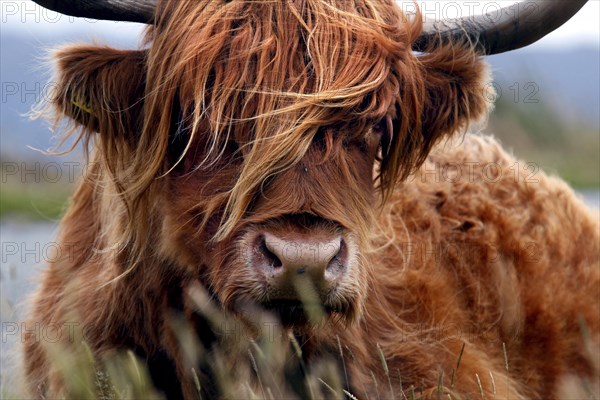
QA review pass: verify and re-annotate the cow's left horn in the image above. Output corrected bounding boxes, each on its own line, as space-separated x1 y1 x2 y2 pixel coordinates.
413 0 588 55
31 0 157 24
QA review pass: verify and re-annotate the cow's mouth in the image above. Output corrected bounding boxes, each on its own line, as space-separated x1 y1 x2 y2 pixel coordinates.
260 299 348 327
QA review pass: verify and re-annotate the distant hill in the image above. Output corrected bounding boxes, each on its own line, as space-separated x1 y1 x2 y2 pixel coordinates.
485 47 599 188
488 47 599 128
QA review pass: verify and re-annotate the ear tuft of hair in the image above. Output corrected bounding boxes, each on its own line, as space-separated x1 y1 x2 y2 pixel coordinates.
418 43 492 149
379 41 492 201
46 45 147 151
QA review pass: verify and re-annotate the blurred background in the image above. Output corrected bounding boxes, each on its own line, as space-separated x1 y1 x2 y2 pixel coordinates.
1 0 599 391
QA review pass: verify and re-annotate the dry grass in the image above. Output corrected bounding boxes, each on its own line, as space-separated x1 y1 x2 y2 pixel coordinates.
3 279 597 399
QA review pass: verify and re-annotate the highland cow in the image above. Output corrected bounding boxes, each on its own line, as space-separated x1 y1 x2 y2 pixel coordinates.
23 0 598 399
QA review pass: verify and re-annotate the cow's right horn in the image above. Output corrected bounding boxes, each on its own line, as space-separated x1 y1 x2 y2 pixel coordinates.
31 0 157 24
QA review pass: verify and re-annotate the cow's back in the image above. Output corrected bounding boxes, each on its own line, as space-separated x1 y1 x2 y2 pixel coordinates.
368 133 599 398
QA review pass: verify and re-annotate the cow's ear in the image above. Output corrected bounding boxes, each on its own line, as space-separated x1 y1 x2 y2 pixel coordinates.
383 45 491 189
418 45 492 149
51 45 147 142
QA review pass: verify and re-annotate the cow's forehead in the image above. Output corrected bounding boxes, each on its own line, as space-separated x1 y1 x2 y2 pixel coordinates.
149 1 409 146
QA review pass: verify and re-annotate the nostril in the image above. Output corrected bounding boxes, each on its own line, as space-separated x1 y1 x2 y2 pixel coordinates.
326 238 347 273
258 235 283 269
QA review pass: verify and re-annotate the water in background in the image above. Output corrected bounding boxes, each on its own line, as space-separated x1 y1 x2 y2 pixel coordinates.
580 189 600 209
1 219 59 392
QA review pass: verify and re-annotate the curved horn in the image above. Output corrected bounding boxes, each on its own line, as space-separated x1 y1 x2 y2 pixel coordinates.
413 0 588 55
31 0 157 24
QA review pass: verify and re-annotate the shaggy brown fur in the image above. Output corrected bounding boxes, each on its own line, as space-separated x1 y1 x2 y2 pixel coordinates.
23 0 598 399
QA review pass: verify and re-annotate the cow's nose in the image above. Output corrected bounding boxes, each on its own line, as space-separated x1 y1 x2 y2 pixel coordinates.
254 232 346 296
263 232 342 274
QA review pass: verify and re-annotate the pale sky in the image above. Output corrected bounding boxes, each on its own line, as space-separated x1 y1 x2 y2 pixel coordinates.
1 0 599 48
